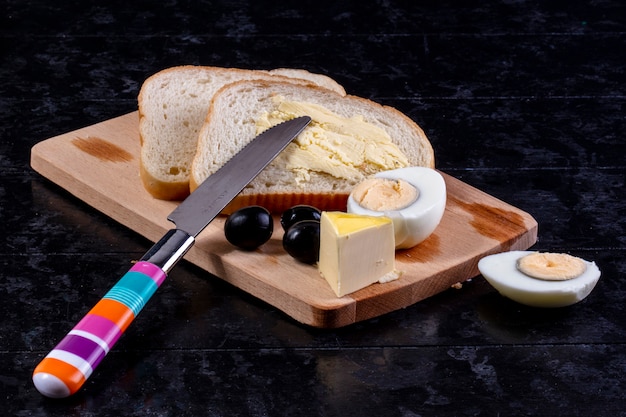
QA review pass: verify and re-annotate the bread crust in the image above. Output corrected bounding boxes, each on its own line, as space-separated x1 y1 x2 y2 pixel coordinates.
223 192 350 215
139 162 190 201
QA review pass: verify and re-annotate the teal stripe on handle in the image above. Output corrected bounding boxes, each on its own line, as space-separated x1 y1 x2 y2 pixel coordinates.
103 271 158 316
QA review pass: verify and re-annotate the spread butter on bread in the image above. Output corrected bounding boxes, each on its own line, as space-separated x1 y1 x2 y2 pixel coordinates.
189 79 435 214
137 66 346 200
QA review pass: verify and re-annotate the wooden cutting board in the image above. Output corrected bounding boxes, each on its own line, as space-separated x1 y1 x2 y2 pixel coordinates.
30 112 538 328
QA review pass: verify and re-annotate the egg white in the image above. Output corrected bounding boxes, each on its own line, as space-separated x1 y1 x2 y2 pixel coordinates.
346 167 446 249
478 250 601 307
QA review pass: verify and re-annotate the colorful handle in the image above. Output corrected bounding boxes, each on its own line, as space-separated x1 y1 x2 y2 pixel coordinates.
32 229 195 398
32 261 166 398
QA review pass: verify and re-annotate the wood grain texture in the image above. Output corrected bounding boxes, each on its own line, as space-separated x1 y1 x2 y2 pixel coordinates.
30 111 538 328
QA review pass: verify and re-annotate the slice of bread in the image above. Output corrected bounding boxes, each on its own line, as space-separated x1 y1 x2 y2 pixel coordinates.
190 79 435 214
137 65 346 200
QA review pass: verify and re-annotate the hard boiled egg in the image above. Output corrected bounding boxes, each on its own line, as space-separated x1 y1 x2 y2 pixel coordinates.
478 251 601 307
346 167 446 249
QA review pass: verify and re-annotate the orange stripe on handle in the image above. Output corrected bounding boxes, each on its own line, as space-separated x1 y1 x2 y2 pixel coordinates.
89 298 135 332
33 357 86 398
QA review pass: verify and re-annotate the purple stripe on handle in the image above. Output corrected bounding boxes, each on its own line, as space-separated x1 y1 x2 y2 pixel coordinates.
55 334 107 369
131 261 167 286
74 314 122 349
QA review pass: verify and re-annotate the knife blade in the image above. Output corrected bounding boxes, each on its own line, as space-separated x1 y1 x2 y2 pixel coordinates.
32 116 311 398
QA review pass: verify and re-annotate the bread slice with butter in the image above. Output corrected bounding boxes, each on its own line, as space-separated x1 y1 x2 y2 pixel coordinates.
189 79 435 213
138 65 346 200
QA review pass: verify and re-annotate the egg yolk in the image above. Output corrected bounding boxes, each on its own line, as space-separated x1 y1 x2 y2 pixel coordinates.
517 252 587 281
352 178 418 211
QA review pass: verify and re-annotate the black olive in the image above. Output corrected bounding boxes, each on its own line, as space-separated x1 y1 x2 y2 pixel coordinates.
282 220 320 264
224 206 273 250
280 205 322 231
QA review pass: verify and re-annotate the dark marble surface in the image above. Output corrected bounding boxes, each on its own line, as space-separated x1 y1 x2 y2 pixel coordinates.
1 1 625 415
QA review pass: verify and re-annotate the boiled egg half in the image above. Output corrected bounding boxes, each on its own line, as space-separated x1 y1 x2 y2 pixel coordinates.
478 251 601 307
346 167 446 249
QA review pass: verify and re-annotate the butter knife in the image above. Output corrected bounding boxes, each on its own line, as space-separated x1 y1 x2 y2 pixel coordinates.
32 116 311 398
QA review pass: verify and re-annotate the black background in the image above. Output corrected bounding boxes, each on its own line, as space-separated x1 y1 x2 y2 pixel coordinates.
1 1 625 416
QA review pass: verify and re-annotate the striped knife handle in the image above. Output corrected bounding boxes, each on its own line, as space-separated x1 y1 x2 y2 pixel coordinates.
32 261 166 398
32 229 194 398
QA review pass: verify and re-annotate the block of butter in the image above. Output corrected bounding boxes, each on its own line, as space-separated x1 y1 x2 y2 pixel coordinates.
319 211 399 297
